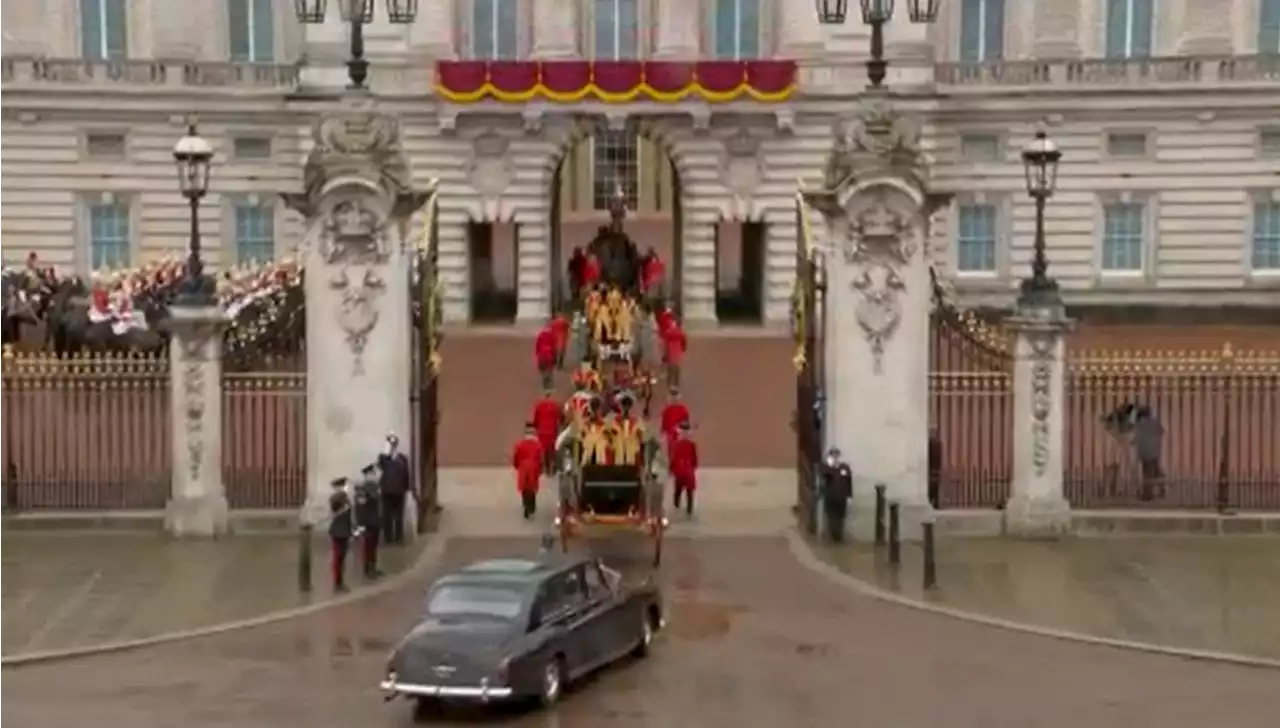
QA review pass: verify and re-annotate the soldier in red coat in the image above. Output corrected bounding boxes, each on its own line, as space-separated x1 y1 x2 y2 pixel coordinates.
659 388 690 455
512 423 544 519
582 252 601 293
640 248 665 298
534 320 558 390
550 312 570 368
669 423 699 517
660 313 687 388
531 390 562 475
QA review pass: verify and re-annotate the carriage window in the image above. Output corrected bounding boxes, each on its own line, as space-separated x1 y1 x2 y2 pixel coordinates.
583 563 610 599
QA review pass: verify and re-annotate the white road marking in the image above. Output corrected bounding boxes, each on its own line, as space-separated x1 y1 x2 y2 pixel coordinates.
21 569 103 651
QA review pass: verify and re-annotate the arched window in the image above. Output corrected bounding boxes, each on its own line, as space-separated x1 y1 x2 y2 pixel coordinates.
593 0 639 59
711 0 761 59
470 0 520 60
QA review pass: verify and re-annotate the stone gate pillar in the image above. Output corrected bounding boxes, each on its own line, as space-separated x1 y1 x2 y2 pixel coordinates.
803 104 949 541
1005 306 1073 536
283 94 432 524
166 305 229 537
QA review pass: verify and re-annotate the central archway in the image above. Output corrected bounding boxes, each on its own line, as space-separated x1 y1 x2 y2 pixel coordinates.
546 118 685 316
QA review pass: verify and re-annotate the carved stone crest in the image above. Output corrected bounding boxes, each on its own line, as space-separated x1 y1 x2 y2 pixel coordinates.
719 127 767 219
319 199 390 266
1025 330 1058 477
466 131 516 211
283 108 413 218
843 197 917 374
330 266 386 376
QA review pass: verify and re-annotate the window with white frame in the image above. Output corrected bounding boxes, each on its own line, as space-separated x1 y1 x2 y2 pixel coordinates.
1106 131 1150 158
1105 0 1153 59
711 0 761 59
80 0 128 60
1253 198 1280 271
1261 127 1280 156
234 201 276 264
959 0 1004 62
1261 0 1280 54
89 200 131 270
470 0 520 60
593 0 639 59
592 130 640 211
228 0 276 62
1101 202 1145 272
956 203 998 273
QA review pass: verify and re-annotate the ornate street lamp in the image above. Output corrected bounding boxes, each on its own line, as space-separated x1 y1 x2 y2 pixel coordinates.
172 121 215 304
815 0 941 90
294 0 418 90
1018 129 1063 306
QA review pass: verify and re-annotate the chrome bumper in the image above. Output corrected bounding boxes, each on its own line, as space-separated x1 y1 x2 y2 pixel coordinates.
380 679 513 701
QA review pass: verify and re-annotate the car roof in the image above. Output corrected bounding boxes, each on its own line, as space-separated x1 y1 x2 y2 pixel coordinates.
435 553 589 589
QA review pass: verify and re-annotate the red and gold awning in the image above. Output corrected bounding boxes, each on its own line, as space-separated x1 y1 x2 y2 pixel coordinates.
435 60 797 104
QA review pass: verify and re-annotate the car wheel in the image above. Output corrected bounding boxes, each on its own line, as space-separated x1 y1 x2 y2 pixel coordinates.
631 609 655 658
538 656 565 708
411 697 444 722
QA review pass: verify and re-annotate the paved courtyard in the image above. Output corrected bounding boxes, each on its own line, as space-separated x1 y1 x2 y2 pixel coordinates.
1 532 422 659
817 536 1280 661
4 535 1280 728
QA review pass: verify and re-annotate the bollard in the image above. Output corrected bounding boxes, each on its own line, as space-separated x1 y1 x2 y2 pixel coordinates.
922 521 937 590
887 502 901 566
298 523 313 594
874 484 886 546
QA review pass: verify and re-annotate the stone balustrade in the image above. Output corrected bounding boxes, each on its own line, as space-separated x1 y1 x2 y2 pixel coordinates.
934 54 1280 90
0 56 301 91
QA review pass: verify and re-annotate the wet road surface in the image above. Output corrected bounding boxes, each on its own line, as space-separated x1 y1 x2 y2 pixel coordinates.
5 536 1279 728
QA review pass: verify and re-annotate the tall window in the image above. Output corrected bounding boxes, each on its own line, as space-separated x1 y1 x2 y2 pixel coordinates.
1253 200 1280 271
229 0 276 62
89 201 131 270
471 0 520 59
956 203 997 272
1261 0 1280 54
959 0 1004 62
234 202 276 264
712 0 761 59
1101 202 1145 272
80 0 128 60
592 130 640 210
1105 0 1153 59
594 0 639 59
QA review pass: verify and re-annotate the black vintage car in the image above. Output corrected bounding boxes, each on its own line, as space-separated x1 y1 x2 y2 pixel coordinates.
381 552 663 719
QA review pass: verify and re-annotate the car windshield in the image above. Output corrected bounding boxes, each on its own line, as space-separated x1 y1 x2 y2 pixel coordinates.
425 583 526 621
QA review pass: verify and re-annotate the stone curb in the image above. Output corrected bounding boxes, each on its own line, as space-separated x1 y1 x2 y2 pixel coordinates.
784 530 1280 671
1 533 450 669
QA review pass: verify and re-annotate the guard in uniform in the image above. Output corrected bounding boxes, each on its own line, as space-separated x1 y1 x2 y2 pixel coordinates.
378 434 412 545
355 465 383 579
821 448 853 543
327 477 354 592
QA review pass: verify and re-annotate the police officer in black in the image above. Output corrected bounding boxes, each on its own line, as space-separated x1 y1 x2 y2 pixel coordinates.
378 433 412 545
820 447 853 543
354 465 383 579
328 477 355 592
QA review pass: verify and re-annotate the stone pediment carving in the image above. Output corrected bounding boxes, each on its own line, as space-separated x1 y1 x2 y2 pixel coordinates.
284 109 414 219
718 126 770 221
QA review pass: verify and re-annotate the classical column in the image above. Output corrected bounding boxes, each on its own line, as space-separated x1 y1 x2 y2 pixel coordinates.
1004 309 1073 537
283 94 432 526
531 0 578 59
652 0 699 58
804 104 947 541
778 0 826 57
165 306 230 537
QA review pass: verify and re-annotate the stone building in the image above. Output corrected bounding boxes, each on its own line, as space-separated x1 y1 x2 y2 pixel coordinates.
1 0 1278 324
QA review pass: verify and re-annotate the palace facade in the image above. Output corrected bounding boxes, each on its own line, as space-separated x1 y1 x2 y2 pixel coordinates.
2 0 1278 323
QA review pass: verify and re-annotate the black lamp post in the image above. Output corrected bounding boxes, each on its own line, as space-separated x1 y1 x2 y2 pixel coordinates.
172 121 215 304
1018 129 1063 308
815 0 941 90
294 0 419 90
